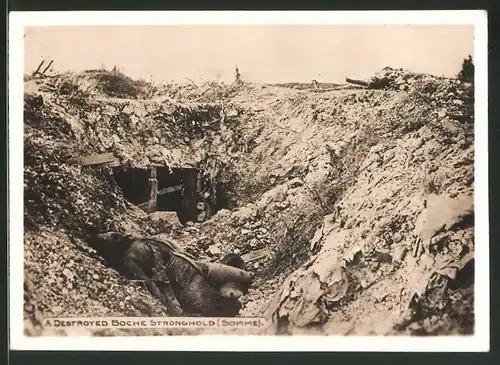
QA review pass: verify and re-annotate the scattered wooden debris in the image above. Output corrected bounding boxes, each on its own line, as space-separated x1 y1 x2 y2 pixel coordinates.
32 59 55 78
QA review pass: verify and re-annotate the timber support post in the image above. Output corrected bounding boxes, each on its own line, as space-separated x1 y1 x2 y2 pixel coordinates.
181 169 199 223
138 166 158 213
149 167 158 211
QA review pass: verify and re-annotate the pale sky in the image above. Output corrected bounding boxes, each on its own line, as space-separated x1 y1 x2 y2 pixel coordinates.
24 25 474 84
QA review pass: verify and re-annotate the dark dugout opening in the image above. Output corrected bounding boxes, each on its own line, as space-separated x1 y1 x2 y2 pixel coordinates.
112 167 150 205
156 167 185 220
156 167 199 223
215 181 234 211
113 166 232 224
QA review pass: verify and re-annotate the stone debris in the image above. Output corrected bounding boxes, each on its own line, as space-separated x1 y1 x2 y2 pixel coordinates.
149 211 182 228
207 244 222 257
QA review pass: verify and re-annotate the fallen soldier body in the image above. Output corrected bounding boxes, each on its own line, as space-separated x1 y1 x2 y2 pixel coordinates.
89 232 254 317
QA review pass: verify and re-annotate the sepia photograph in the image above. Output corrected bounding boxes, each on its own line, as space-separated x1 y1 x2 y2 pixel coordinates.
9 11 488 351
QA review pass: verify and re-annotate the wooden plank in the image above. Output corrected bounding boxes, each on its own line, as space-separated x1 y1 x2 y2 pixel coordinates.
242 247 272 263
138 199 157 213
157 184 183 196
68 152 117 166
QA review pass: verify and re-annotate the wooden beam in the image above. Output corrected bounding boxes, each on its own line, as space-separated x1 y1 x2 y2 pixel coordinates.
149 166 157 179
157 184 183 196
67 152 117 166
147 167 158 212
41 60 54 75
32 60 45 76
105 160 122 168
138 200 157 213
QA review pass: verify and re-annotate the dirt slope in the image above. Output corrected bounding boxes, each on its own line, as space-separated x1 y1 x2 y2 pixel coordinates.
23 68 475 336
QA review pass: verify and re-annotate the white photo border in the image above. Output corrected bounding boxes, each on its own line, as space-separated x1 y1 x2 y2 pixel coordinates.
8 10 489 352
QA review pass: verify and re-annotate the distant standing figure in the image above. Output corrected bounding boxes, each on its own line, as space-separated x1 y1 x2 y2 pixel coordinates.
235 65 241 84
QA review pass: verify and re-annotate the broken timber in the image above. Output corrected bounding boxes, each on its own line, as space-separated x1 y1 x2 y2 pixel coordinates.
137 200 157 213
143 167 158 213
32 60 45 77
345 77 369 87
67 152 119 167
158 184 183 196
41 60 54 75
